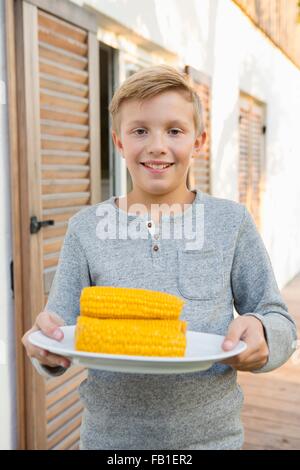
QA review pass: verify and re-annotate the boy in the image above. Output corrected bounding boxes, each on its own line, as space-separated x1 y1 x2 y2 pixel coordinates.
22 65 297 450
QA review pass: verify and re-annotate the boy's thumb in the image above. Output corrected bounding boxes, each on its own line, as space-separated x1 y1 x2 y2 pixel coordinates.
48 311 65 326
48 312 65 340
36 311 65 340
222 319 245 351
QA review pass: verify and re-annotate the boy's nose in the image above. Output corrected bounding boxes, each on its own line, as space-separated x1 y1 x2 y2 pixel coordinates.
147 135 168 155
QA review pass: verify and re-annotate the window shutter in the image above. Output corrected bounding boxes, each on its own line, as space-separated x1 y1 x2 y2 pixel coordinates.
38 9 100 295
184 65 211 194
16 0 99 449
239 94 265 229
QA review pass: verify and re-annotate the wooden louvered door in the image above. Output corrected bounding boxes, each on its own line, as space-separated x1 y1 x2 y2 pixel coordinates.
239 93 265 229
184 65 211 194
15 0 100 449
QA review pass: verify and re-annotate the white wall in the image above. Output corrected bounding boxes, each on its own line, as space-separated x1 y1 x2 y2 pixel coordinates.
72 0 300 288
0 0 16 451
211 1 300 289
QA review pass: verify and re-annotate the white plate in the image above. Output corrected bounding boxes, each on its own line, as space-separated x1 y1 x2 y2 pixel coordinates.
29 326 247 374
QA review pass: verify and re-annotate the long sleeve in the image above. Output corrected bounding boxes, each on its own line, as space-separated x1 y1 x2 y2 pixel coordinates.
31 357 69 378
45 222 91 325
32 219 91 378
231 206 297 373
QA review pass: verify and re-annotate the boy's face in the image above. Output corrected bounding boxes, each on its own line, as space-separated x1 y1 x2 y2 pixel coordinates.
112 90 206 198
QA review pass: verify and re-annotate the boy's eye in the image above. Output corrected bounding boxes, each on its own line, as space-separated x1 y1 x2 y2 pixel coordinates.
133 128 182 136
169 128 182 135
133 128 147 135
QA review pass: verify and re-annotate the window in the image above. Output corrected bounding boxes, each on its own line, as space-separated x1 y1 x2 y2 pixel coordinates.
100 43 116 200
239 93 266 229
184 65 211 194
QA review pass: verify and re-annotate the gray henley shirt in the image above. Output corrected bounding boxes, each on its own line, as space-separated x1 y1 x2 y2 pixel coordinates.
33 189 297 450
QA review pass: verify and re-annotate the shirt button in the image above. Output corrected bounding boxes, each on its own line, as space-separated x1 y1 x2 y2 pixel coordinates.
147 222 152 228
153 244 159 251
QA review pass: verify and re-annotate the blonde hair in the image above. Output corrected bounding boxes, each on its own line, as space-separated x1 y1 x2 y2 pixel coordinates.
109 64 204 137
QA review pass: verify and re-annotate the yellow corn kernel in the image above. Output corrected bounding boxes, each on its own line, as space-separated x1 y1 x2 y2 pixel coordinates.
80 286 185 320
75 316 187 357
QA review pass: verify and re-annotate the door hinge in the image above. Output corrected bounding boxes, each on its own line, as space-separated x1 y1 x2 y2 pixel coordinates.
10 260 14 295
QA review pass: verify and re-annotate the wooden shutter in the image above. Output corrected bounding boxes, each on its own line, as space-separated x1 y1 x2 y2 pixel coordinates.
38 8 101 295
239 93 265 229
185 65 211 194
15 0 100 449
233 1 300 69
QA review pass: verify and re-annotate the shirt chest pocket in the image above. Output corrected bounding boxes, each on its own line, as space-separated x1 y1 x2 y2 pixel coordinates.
177 248 224 300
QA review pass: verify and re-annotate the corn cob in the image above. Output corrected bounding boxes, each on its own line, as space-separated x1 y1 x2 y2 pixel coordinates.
80 286 185 320
75 316 187 357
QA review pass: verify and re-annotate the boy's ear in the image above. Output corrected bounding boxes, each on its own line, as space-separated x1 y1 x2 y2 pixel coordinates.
112 130 124 156
193 131 206 156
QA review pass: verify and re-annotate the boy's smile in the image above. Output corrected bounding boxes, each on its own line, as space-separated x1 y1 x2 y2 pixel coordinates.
112 90 206 207
140 161 174 173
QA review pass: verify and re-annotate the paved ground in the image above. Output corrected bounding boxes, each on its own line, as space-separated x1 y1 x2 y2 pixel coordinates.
239 274 300 450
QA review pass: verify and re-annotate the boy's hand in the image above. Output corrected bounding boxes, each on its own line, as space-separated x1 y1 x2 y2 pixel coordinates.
22 311 71 369
220 316 269 371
